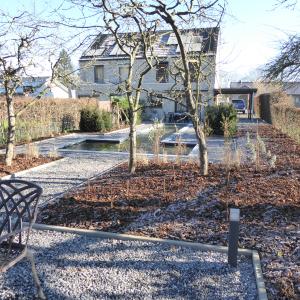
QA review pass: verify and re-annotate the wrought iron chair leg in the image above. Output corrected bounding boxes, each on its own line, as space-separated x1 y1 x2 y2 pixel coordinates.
26 250 46 300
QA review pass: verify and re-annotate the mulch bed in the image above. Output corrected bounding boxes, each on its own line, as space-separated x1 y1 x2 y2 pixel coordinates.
40 123 300 300
0 154 58 178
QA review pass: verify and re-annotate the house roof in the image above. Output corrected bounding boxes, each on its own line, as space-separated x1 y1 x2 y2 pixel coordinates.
80 27 219 60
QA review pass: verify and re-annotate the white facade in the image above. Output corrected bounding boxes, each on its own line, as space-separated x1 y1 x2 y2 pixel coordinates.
79 56 216 120
78 29 219 120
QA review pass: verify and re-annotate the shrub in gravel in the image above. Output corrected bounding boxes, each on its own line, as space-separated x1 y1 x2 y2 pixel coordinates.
206 104 237 136
79 106 104 132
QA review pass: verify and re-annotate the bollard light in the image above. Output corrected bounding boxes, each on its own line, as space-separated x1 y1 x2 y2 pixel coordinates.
228 208 240 267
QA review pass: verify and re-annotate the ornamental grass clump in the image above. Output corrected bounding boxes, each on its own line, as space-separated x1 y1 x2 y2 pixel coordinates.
245 131 277 170
148 121 165 163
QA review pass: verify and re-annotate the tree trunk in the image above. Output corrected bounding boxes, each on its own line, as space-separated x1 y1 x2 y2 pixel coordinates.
128 110 137 174
192 118 208 175
5 94 16 166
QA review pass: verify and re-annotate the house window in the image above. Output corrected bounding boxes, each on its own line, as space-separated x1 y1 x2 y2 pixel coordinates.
156 62 169 83
189 62 198 82
119 66 129 83
94 65 104 83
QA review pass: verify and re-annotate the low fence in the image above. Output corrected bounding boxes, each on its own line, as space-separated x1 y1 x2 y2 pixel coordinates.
255 93 300 142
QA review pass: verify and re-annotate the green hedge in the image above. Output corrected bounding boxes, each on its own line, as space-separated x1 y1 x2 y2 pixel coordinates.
205 103 237 136
79 107 112 132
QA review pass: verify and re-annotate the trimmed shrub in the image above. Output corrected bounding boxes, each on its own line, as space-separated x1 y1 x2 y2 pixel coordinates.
79 106 104 132
205 104 238 136
61 113 75 132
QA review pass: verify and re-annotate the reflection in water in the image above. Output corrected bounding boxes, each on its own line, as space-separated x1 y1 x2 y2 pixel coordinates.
64 124 193 155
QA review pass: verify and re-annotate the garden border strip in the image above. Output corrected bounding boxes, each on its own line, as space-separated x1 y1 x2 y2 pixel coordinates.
0 157 68 180
31 223 268 300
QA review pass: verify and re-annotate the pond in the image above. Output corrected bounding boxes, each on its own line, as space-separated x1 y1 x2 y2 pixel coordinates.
64 124 194 155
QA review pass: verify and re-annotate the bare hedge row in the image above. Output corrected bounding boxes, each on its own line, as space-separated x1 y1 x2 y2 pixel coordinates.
0 97 110 129
255 93 300 142
0 97 111 145
271 104 300 142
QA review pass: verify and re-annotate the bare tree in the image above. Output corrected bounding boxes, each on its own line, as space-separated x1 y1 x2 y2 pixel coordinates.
0 11 53 166
274 0 298 8
102 1 159 173
62 0 224 175
134 0 225 175
68 0 158 173
264 34 300 82
264 1 299 81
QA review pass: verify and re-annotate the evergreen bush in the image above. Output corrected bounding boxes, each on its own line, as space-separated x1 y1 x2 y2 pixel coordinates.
61 113 75 132
79 106 104 132
206 104 237 136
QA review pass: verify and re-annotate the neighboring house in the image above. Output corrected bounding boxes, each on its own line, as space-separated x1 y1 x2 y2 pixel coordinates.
230 81 300 108
0 77 75 99
78 28 219 120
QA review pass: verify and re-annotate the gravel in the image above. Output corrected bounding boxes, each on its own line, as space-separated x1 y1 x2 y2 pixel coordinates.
13 156 124 206
0 230 258 300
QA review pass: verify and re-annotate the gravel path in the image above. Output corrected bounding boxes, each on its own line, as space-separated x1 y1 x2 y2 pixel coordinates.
0 230 258 300
12 156 124 206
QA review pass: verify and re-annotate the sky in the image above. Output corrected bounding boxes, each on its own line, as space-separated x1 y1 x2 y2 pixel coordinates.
1 0 300 85
217 0 300 86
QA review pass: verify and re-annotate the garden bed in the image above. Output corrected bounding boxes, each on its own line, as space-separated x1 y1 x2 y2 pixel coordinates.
40 124 300 299
0 154 59 178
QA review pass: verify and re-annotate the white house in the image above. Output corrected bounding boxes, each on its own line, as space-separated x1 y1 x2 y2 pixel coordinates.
0 76 75 99
78 28 219 120
29 78 72 99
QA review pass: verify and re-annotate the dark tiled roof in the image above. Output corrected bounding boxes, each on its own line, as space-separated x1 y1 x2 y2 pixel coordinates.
80 27 219 60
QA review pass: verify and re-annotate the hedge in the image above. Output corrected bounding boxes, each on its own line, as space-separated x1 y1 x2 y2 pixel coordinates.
255 93 300 142
271 104 300 142
0 97 111 146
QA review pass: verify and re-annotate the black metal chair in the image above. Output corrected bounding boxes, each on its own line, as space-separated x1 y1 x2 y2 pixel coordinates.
0 179 46 299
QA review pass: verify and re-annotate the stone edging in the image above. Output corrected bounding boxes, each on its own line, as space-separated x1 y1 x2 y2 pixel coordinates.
0 157 68 180
32 223 268 300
